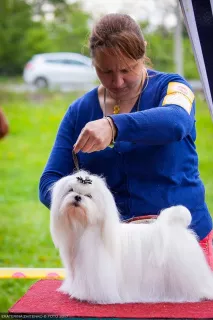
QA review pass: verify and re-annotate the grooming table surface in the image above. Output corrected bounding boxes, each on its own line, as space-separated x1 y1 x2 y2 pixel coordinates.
9 279 213 319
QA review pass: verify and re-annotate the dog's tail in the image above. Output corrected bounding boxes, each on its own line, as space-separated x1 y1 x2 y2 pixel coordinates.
158 205 191 228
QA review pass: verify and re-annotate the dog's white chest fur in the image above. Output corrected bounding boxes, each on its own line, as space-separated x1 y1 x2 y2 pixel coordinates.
50 170 213 304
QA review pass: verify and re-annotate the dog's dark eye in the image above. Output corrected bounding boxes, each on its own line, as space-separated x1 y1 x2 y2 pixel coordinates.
85 194 92 198
69 188 74 192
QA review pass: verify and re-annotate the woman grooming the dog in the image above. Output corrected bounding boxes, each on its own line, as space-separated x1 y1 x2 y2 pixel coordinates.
39 13 213 269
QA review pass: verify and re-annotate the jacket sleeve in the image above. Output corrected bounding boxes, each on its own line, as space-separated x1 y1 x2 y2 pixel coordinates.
39 105 76 209
110 77 195 145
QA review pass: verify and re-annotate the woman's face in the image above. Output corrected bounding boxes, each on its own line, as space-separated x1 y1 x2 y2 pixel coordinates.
93 48 144 100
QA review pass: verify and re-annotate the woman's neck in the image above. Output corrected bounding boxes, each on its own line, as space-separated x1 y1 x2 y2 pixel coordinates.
98 68 147 115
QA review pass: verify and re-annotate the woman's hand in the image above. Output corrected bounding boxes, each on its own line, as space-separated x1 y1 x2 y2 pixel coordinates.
73 117 116 153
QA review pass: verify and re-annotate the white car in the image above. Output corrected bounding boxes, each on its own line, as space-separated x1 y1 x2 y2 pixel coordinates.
23 52 98 89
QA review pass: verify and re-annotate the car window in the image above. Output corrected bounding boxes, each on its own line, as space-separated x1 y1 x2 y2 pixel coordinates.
62 59 89 66
45 59 64 64
44 58 89 66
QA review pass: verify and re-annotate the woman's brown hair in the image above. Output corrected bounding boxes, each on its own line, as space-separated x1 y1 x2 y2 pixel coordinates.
89 13 151 66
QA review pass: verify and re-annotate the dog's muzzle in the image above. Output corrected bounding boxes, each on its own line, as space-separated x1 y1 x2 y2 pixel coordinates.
72 195 82 207
74 195 81 202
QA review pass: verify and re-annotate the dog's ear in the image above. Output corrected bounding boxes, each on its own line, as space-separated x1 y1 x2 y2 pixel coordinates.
51 234 60 249
48 181 56 196
99 174 107 184
50 212 60 249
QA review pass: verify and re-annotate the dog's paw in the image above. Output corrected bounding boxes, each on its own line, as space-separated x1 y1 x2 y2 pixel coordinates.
202 288 213 301
57 281 70 295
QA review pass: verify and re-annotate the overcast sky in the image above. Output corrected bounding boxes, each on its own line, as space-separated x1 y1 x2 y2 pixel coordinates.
81 0 178 27
43 0 179 28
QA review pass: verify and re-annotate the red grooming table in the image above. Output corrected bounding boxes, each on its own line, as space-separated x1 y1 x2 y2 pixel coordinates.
9 279 213 319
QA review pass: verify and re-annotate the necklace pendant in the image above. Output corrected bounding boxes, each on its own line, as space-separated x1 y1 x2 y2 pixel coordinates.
113 105 120 114
108 143 114 148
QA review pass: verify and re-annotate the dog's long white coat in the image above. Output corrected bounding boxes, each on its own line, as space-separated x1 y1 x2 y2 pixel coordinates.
50 170 213 303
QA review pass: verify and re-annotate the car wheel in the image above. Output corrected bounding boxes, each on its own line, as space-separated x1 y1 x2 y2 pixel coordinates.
34 77 48 89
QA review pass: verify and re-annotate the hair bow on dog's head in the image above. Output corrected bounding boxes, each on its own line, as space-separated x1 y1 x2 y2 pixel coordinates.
77 176 92 185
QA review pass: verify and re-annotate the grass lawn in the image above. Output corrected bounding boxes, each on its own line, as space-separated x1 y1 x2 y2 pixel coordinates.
0 89 81 311
0 90 213 312
0 76 23 84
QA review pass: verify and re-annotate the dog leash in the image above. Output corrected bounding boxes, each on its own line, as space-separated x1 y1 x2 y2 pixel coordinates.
72 149 80 171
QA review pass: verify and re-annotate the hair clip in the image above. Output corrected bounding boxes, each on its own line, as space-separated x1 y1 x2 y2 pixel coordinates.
77 176 92 185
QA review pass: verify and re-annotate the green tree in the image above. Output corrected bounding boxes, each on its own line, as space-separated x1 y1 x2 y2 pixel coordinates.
0 0 92 75
23 22 53 62
0 0 33 74
146 31 175 73
182 24 199 79
0 0 54 74
140 21 199 79
31 0 68 18
48 2 91 56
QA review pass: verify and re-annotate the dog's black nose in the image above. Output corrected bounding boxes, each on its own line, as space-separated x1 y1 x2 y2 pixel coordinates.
74 195 81 202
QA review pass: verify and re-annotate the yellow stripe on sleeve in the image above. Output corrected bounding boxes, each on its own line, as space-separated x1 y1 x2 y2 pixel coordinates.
162 82 195 114
162 92 193 114
167 82 194 103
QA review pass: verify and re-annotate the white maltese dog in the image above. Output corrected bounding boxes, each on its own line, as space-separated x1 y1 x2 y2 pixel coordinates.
50 170 213 304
